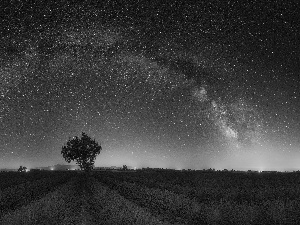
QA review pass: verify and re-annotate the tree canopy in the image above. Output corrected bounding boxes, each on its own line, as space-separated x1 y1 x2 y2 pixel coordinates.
18 166 27 172
61 132 102 171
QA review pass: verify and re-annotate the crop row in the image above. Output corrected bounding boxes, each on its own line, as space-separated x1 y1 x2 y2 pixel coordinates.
96 171 300 204
0 177 82 224
0 174 169 225
94 175 204 224
0 172 74 216
0 171 68 190
94 173 300 224
87 177 169 224
98 171 300 189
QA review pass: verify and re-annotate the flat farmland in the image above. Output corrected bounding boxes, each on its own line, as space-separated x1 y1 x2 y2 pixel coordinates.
1 170 300 224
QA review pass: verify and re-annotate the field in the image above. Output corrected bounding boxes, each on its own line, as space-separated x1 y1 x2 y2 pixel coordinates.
1 170 300 224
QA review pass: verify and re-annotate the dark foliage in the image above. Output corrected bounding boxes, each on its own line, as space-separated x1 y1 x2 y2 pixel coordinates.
61 132 102 172
17 166 27 172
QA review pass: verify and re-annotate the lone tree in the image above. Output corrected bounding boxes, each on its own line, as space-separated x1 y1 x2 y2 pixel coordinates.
18 166 27 172
61 132 102 172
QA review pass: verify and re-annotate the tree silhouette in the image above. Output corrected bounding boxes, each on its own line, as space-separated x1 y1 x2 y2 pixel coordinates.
61 132 102 172
18 166 27 172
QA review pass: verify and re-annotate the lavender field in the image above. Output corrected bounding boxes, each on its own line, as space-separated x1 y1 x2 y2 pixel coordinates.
1 170 300 224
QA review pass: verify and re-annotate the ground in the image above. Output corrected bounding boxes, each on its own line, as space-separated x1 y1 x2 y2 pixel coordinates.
1 170 300 224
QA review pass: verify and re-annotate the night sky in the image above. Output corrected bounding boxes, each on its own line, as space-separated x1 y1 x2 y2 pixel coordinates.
1 1 299 171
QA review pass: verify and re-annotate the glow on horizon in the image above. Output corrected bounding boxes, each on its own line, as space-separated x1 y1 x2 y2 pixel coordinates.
1 142 299 172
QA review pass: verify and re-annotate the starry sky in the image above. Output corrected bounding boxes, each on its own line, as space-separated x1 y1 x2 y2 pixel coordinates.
1 0 299 171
